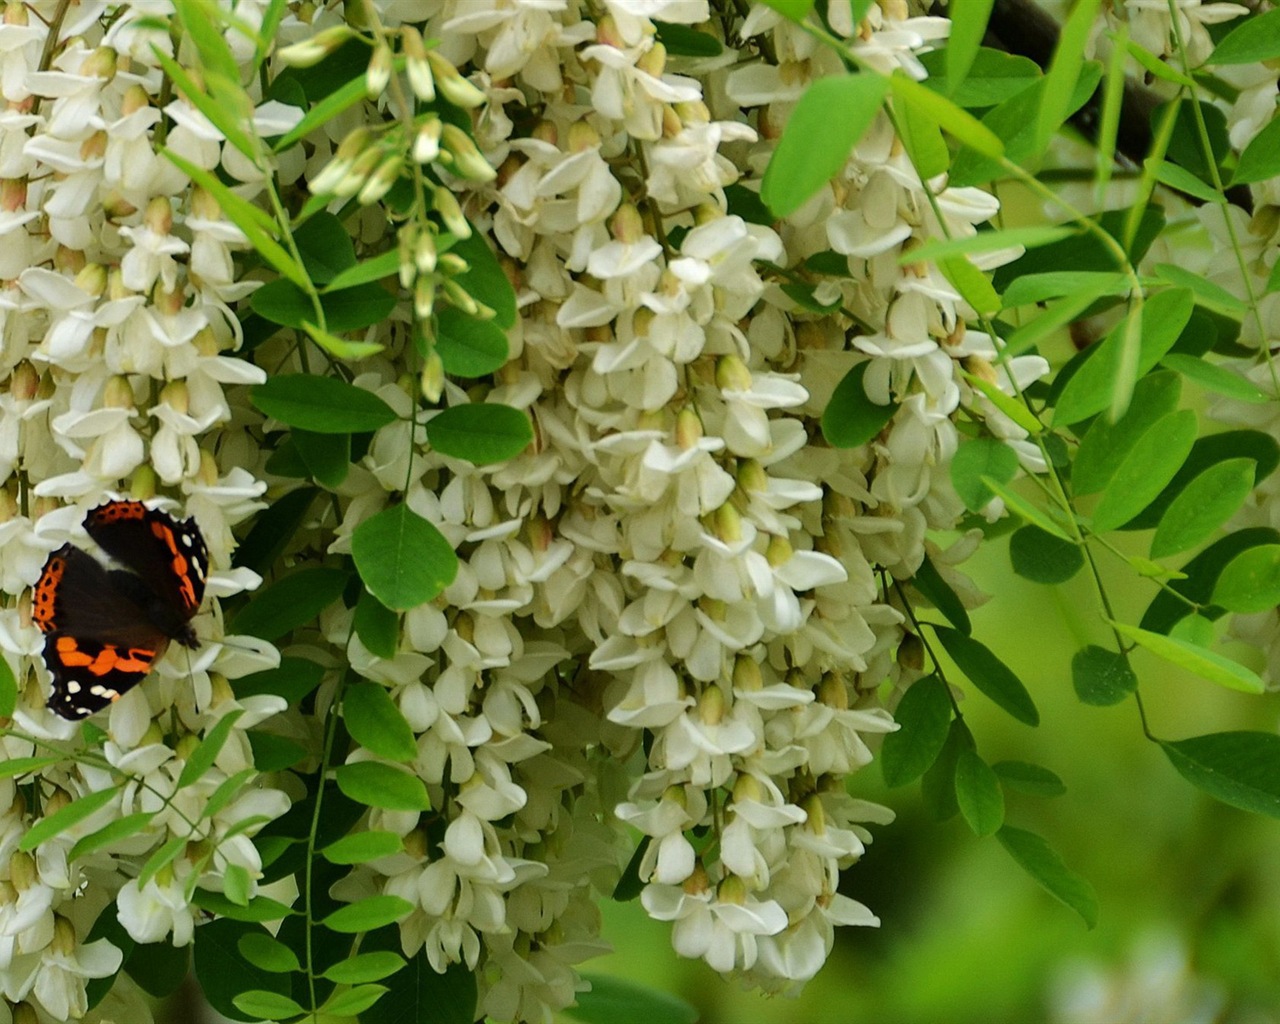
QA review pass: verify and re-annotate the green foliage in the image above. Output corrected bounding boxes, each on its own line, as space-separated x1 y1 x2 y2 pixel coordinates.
566 975 700 1024
230 568 350 641
932 625 1040 726
1071 645 1136 706
880 675 952 787
955 749 1005 836
1009 526 1083 584
352 503 459 609
996 826 1098 928
821 362 899 448
343 682 418 761
1162 732 1280 818
334 762 431 811
252 375 399 433
426 403 533 464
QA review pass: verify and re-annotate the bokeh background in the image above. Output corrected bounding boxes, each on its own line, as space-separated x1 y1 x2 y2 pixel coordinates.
577 534 1280 1024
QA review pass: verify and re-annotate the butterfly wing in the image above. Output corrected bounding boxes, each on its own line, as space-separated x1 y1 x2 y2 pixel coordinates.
34 545 167 720
84 501 209 620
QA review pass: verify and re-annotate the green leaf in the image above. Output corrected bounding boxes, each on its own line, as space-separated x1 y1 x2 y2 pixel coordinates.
124 940 190 999
354 590 400 659
358 943 477 1024
434 307 510 377
1113 621 1264 694
946 0 995 97
191 891 298 922
955 749 1004 837
233 990 305 1020
344 682 417 762
322 950 406 985
895 92 950 180
1125 430 1279 530
293 428 350 488
1151 268 1247 316
234 657 325 704
1071 645 1137 706
277 75 369 154
1161 731 1280 818
1160 353 1267 403
762 74 890 218
1208 7 1280 64
821 362 898 448
889 72 1003 158
229 567 349 641
352 503 458 610
1053 289 1195 425
1090 409 1197 532
322 830 404 865
322 984 389 1017
1003 287 1117 356
137 836 186 888
293 211 357 284
325 248 401 291
68 811 154 862
951 438 1019 512
1214 544 1280 613
161 149 307 289
922 47 1042 108
0 656 16 717
0 755 60 779
911 556 971 634
195 920 293 1022
237 932 301 974
323 895 414 933
1073 370 1181 496
566 975 700 1024
1148 158 1226 203
1141 528 1280 634
233 486 318 576
653 20 723 56
177 710 246 790
426 404 532 465
153 46 257 165
1151 459 1255 558
223 862 251 907
997 826 1098 927
932 625 1039 726
202 768 260 822
921 719 972 822
451 229 517 329
247 731 308 772
939 255 1000 317
613 837 651 902
1009 525 1083 584
963 372 1043 435
981 478 1071 546
1000 271 1127 308
1035 0 1100 156
251 278 398 334
880 676 952 788
20 788 117 851
992 760 1066 797
334 761 431 811
252 374 398 433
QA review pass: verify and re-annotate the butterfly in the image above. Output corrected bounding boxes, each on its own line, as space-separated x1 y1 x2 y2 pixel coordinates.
32 500 209 720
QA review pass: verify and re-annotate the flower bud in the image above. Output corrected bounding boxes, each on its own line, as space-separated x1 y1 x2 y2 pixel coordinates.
732 773 763 805
4 3 28 25
816 672 848 710
144 195 173 235
717 874 747 904
440 123 496 182
81 45 118 80
0 177 24 213
0 488 16 523
698 684 726 726
9 851 35 891
609 203 644 244
431 185 470 238
175 732 200 763
402 26 433 101
715 354 752 392
160 379 189 415
441 277 478 316
962 354 999 386
732 655 762 694
414 274 436 319
199 449 220 486
897 632 924 671
403 829 427 859
675 407 702 450
277 25 355 68
80 130 107 162
414 230 437 275
358 153 402 205
43 789 70 818
802 793 826 833
130 463 157 500
334 144 384 198
52 916 77 955
103 375 135 409
420 348 445 402
9 360 37 402
682 861 710 895
736 459 768 494
765 533 792 567
141 721 164 747
425 49 485 108
413 116 442 163
74 262 107 298
567 120 600 153
366 42 393 98
437 252 468 276
711 502 742 544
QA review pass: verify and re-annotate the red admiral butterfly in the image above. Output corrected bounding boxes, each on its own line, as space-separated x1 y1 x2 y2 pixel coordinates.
32 501 208 720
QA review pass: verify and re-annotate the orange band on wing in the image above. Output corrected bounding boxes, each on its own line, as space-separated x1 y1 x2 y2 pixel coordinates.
55 637 156 676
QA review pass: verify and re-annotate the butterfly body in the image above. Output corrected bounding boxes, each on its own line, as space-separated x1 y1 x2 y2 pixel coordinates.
33 501 208 720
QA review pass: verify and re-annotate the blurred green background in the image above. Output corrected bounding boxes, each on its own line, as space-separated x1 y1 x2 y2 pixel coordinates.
578 535 1280 1024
